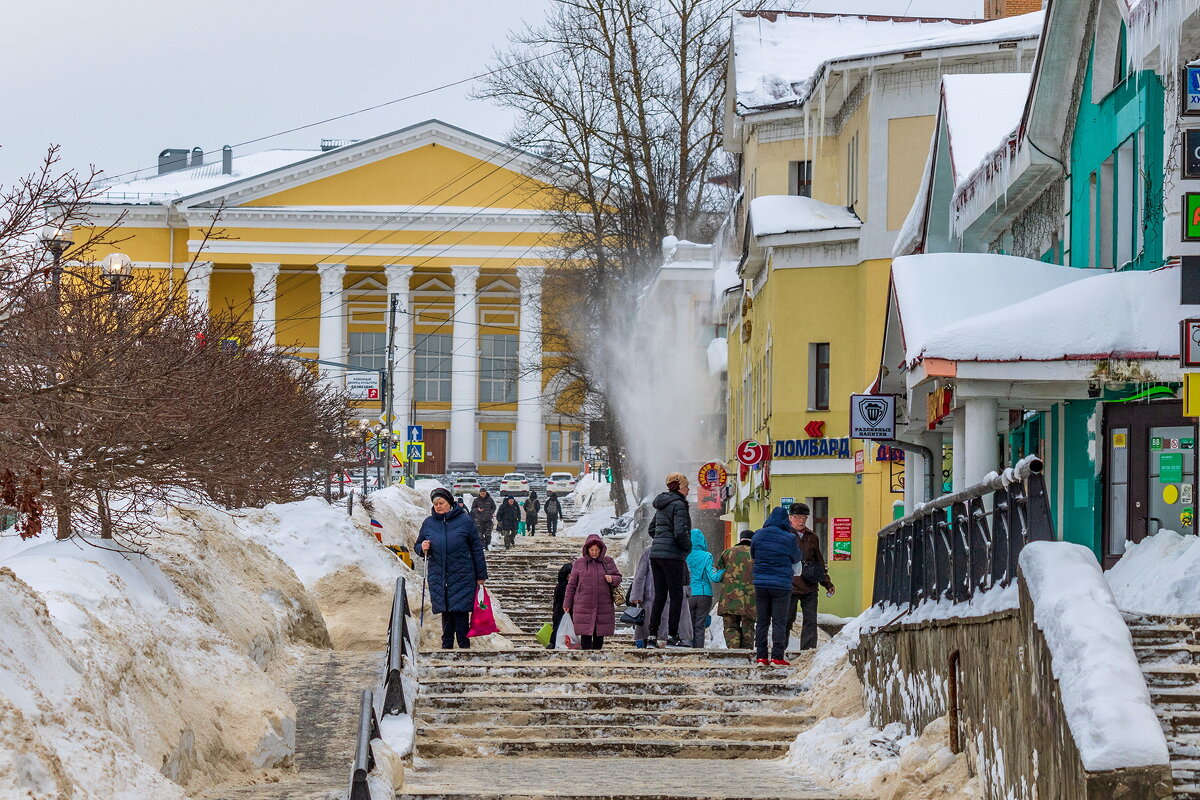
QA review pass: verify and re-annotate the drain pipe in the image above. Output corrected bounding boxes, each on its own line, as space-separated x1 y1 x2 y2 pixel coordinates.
878 439 937 506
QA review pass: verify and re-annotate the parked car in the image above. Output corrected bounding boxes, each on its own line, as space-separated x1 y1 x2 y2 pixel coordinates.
546 472 576 495
451 475 482 496
499 472 530 496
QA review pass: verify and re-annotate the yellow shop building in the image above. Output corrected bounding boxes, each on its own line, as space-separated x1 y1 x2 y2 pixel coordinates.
80 120 582 476
720 9 1042 614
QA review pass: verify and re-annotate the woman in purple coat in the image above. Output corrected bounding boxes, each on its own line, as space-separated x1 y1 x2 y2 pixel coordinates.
564 533 622 650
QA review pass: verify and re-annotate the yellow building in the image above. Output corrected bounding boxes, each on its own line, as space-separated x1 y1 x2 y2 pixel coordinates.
80 120 583 477
721 10 1042 615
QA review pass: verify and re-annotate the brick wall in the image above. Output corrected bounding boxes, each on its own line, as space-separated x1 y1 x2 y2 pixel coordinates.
985 0 1043 19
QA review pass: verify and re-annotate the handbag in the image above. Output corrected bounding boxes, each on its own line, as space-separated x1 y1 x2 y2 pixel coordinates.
619 605 646 626
467 586 500 637
792 559 827 592
610 582 627 606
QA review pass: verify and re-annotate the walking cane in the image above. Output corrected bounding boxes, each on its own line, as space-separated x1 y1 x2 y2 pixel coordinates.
420 552 428 627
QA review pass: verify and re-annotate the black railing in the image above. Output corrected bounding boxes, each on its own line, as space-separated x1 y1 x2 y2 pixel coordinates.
873 456 1054 607
348 576 414 800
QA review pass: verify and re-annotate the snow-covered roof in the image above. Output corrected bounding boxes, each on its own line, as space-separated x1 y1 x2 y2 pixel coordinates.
94 149 324 205
922 265 1200 363
891 253 1099 366
732 10 1043 113
943 73 1032 186
713 259 742 299
749 195 860 238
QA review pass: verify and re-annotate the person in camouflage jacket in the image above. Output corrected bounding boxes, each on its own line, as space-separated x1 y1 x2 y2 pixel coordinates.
716 530 755 649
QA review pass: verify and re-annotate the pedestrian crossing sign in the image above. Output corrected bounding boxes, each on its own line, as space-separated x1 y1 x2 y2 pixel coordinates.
406 442 425 462
391 453 403 469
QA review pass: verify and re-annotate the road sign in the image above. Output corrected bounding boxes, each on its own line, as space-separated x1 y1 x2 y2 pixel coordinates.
347 373 381 401
406 442 425 463
780 496 795 507
697 461 728 489
391 453 403 469
407 425 423 442
850 394 896 440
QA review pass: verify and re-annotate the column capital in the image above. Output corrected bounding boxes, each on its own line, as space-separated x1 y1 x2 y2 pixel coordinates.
250 262 280 284
384 264 415 295
451 264 480 293
317 262 346 292
515 264 545 292
187 261 214 281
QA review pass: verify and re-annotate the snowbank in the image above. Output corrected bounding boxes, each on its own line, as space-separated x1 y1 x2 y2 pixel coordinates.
1106 530 1200 615
0 508 325 799
749 195 860 237
1019 541 1169 771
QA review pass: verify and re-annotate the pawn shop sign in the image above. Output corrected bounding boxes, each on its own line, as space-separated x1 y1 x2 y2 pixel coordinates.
698 462 729 490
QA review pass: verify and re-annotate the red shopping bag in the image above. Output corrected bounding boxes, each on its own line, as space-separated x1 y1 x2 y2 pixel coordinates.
468 586 500 638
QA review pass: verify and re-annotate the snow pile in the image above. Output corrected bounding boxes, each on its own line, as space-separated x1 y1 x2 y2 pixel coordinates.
890 252 1100 366
1019 541 1170 770
712 260 741 299
1106 530 1200 615
359 484 429 549
749 195 860 237
237 496 516 650
0 509 326 799
921 264 1200 364
943 73 1032 185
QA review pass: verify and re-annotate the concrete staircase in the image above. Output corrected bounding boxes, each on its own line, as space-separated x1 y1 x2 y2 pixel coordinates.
1126 613 1200 800
486 534 623 647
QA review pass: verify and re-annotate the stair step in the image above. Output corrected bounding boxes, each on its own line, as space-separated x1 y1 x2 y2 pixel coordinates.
1136 644 1200 666
416 708 812 728
420 723 807 742
418 736 790 759
423 692 802 713
421 649 753 663
1141 665 1200 688
1151 687 1200 706
418 662 790 680
420 677 796 697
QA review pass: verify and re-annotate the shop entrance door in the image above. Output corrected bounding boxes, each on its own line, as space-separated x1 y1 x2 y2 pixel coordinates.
1103 401 1197 568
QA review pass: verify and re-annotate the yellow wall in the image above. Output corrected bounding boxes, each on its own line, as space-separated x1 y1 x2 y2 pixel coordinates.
887 115 936 230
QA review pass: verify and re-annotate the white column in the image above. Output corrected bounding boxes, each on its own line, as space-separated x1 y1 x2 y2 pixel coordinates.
448 265 479 471
250 262 280 345
952 411 967 492
187 261 214 313
514 265 545 472
317 263 346 387
385 264 414 429
964 397 999 487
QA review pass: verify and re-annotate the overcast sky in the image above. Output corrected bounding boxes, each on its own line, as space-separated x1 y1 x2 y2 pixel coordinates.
0 0 984 188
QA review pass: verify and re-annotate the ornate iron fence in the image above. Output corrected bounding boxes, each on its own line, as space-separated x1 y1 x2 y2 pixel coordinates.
872 456 1054 607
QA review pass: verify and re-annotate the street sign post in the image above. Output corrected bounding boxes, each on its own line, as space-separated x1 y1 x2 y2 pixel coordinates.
849 394 896 440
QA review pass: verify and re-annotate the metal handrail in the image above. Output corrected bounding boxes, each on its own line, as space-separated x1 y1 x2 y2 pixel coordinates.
347 576 414 800
872 456 1054 607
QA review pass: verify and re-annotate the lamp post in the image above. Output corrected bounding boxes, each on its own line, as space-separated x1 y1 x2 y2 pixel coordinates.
39 222 72 302
101 253 134 293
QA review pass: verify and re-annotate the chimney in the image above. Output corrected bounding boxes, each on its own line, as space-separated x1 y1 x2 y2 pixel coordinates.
221 145 233 175
190 147 204 167
158 148 190 175
985 0 1044 19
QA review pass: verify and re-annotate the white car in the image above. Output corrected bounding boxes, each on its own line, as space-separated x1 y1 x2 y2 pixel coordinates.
451 475 482 496
499 472 530 496
546 472 576 495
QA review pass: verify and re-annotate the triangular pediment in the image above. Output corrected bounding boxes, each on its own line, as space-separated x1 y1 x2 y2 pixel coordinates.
176 120 550 211
413 276 453 293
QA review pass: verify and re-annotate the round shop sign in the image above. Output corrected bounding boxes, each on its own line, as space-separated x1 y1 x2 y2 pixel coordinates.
736 440 769 467
698 461 729 489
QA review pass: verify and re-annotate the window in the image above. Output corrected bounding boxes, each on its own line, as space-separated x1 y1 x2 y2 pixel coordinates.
1091 134 1145 270
789 160 813 197
548 430 562 462
569 430 582 462
479 334 517 404
809 497 829 559
348 332 387 371
765 347 773 420
414 333 451 402
485 430 511 462
846 132 860 209
809 343 830 410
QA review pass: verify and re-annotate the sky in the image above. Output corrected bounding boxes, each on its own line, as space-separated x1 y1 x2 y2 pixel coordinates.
0 0 984 188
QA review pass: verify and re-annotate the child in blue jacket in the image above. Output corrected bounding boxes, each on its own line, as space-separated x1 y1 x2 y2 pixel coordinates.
684 528 725 648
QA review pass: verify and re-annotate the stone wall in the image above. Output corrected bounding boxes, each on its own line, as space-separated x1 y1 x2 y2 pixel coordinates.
851 580 1172 800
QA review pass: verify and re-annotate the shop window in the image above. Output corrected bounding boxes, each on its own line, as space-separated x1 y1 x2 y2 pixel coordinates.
414 333 451 402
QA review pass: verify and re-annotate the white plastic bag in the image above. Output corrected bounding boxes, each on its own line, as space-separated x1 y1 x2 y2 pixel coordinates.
554 612 581 650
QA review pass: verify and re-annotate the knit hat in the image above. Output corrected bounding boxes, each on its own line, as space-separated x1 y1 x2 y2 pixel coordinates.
430 487 455 507
739 529 753 542
789 502 811 516
666 471 689 493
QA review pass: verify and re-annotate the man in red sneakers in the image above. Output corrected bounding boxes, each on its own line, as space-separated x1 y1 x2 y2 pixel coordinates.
749 506 802 666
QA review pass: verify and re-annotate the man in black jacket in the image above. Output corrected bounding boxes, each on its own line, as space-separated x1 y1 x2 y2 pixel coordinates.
544 493 562 536
497 496 521 549
470 489 497 548
646 471 692 648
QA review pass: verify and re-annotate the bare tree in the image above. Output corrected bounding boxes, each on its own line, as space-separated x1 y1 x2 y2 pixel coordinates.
477 0 734 512
0 152 350 544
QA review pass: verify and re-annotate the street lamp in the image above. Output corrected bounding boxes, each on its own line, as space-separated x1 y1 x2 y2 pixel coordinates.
101 253 134 292
39 222 72 298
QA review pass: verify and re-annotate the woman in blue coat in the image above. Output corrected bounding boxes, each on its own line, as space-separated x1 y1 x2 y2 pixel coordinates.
416 487 489 649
